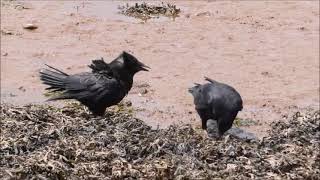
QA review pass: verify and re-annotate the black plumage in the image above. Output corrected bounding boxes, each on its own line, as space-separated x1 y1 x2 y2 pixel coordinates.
188 77 243 136
40 51 150 116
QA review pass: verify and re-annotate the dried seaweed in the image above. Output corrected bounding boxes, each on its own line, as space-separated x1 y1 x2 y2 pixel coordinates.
0 103 319 179
118 2 180 21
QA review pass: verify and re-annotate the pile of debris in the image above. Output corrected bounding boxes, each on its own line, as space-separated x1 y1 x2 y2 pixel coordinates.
0 103 319 179
118 2 180 21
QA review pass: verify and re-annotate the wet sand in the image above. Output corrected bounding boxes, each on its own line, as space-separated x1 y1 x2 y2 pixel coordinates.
1 1 319 137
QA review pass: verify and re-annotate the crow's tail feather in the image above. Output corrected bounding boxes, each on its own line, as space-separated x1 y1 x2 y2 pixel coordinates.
204 76 218 84
40 64 69 92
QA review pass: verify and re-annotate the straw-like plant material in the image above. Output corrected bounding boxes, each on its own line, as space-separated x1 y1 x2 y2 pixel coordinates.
118 2 180 21
0 103 319 179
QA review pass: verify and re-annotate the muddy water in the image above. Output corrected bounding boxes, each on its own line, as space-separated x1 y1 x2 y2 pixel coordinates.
1 1 319 137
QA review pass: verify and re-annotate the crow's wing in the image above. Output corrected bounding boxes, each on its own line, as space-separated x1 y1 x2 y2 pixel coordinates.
206 84 243 112
50 72 123 103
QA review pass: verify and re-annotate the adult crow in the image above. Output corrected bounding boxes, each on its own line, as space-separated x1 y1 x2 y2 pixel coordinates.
188 77 243 137
40 51 150 116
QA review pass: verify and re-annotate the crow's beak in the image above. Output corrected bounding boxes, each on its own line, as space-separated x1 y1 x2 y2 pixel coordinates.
188 88 193 93
140 64 151 71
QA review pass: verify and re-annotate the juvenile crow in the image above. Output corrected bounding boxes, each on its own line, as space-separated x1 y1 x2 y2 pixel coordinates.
40 51 150 116
188 77 243 137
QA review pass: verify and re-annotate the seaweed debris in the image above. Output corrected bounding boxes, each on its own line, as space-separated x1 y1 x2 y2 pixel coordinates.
118 2 180 21
0 103 319 179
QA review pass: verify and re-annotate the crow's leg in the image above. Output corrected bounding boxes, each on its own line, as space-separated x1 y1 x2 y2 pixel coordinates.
196 108 211 130
201 118 207 130
217 111 238 136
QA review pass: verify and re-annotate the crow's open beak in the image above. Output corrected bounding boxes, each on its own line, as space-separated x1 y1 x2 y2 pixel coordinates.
140 64 151 71
188 88 193 93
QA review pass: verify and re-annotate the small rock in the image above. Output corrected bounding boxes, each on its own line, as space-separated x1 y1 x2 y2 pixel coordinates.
2 52 8 56
139 88 148 95
299 27 306 31
1 29 14 35
227 127 257 141
23 23 38 30
195 11 211 17
124 100 132 107
206 119 219 138
15 3 32 10
18 86 26 92
9 93 17 97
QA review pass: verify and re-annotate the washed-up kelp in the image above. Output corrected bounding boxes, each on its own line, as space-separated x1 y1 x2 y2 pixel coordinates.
0 103 319 179
118 2 180 21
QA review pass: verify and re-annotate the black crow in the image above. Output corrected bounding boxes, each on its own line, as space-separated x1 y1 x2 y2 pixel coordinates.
40 51 150 116
188 77 243 137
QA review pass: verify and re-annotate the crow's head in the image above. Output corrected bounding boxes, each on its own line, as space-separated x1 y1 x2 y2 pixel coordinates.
112 51 150 75
188 83 202 97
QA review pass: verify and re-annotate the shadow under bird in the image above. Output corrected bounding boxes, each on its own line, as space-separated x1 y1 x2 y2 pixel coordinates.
188 77 243 137
40 51 150 116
